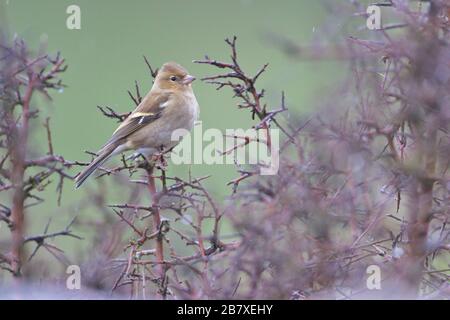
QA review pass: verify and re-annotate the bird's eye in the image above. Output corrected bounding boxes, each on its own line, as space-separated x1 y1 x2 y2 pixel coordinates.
170 76 177 81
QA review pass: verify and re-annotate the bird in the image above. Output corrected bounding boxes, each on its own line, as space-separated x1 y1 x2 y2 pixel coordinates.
74 61 199 188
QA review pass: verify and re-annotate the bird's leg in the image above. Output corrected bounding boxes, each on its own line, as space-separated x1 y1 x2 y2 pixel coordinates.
127 147 155 162
125 151 141 161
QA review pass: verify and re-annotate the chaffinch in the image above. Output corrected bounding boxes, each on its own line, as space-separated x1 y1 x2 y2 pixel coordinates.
75 62 199 188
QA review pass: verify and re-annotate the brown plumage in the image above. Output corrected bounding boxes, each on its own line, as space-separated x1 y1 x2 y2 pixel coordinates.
75 62 199 188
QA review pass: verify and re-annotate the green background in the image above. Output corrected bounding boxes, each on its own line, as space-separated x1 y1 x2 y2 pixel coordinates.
1 0 343 265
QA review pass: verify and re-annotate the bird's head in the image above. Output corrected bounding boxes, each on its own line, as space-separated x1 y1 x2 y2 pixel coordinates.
155 62 196 91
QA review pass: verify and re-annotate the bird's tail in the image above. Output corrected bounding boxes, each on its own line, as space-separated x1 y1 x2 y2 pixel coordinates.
75 144 118 188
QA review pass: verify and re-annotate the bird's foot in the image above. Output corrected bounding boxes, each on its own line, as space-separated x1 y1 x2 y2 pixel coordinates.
126 152 142 161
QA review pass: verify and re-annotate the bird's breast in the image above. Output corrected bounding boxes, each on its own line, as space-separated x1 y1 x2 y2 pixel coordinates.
185 90 200 124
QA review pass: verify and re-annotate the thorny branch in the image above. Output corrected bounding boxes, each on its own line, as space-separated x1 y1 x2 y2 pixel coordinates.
2 1 449 300
0 38 80 277
89 56 235 299
194 36 292 192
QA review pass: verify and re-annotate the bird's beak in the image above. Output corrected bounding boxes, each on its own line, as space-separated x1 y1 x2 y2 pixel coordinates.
182 74 196 85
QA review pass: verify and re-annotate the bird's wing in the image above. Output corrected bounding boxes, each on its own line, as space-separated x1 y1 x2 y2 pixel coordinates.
100 91 170 151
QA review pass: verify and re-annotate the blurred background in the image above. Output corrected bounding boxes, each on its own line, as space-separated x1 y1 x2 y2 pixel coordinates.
2 0 448 300
1 0 343 261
